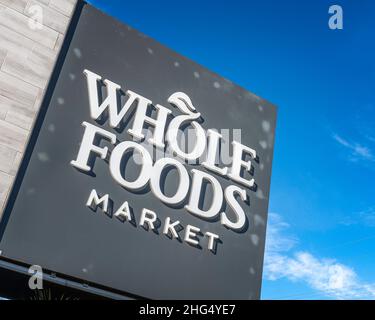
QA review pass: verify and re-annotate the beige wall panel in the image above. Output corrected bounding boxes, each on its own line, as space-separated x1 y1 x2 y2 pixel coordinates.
0 0 77 216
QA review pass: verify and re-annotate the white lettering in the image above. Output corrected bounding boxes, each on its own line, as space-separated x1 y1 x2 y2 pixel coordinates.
139 208 157 230
228 141 256 188
185 169 223 219
71 122 116 172
86 189 109 213
109 141 153 191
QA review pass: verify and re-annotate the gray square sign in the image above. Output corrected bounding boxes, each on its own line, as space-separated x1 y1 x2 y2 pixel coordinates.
0 3 276 299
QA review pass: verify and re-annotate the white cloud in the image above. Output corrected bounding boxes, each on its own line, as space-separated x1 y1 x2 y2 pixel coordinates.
365 135 375 143
332 133 374 162
358 207 375 227
264 213 375 299
265 213 298 253
340 206 375 227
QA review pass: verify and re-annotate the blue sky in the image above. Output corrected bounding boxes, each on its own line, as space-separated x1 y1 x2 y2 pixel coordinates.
88 0 375 299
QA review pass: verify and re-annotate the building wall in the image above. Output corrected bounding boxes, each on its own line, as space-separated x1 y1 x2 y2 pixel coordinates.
0 0 77 216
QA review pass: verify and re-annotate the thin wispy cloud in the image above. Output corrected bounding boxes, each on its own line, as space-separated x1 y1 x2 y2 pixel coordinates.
332 133 374 162
265 213 298 253
341 206 375 227
358 207 375 227
365 135 375 143
264 213 375 299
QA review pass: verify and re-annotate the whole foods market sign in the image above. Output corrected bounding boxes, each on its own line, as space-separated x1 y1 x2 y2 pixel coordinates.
0 3 276 299
71 69 260 250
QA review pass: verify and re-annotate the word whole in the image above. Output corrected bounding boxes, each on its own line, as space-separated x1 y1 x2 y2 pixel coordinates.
71 69 259 252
